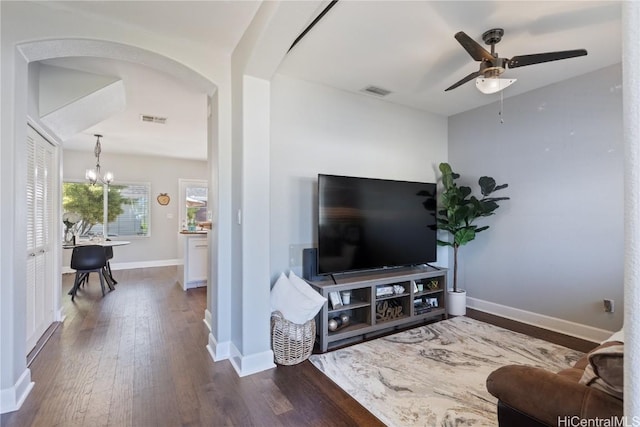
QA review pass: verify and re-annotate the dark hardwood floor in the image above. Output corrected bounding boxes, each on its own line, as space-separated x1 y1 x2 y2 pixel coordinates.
2 267 597 427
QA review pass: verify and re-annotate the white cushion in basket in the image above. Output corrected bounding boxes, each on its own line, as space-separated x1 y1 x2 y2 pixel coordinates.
270 272 326 325
289 271 327 306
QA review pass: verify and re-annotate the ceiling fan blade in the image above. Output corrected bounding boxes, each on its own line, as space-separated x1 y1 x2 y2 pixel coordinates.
508 49 587 68
454 31 494 62
445 70 482 92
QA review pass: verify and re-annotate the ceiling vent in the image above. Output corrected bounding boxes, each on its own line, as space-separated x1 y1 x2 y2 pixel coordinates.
361 85 392 97
140 114 167 124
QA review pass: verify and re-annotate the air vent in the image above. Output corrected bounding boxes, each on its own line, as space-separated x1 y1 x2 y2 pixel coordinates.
140 115 167 124
361 85 392 97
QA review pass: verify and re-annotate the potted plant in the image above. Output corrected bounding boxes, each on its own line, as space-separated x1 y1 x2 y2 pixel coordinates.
436 162 509 315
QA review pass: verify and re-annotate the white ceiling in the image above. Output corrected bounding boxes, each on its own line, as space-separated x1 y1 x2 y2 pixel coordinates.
35 0 622 160
43 57 212 160
36 0 262 160
279 0 622 116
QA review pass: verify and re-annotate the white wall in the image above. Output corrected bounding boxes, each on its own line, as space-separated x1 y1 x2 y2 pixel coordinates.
270 74 449 280
222 1 324 377
62 150 207 266
448 64 623 332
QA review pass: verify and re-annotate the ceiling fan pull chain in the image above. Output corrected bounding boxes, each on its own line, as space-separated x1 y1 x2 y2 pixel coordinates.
499 91 505 124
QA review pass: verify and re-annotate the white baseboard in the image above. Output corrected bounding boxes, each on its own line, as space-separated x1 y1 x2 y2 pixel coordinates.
203 309 212 332
228 343 275 378
467 297 615 343
55 306 66 323
62 258 181 274
0 369 34 414
110 259 181 271
207 333 230 362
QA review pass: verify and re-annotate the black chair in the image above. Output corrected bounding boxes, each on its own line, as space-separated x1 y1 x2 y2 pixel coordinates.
104 245 117 285
68 245 112 301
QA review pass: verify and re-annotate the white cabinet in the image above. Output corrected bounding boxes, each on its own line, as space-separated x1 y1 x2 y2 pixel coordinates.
26 125 57 353
177 232 208 290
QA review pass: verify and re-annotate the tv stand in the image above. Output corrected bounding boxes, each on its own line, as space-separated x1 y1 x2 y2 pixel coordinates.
308 265 448 352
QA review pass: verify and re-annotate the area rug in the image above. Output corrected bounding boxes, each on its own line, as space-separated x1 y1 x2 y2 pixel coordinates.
309 316 584 427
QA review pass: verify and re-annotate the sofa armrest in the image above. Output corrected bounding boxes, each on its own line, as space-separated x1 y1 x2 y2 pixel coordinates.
486 365 623 426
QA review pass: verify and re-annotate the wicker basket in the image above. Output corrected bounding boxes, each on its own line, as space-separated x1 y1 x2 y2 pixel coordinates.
271 311 316 365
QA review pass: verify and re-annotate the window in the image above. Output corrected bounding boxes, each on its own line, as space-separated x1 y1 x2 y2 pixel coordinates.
178 179 208 231
63 181 151 237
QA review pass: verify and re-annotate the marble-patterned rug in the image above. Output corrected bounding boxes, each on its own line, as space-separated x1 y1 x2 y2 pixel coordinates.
309 316 584 426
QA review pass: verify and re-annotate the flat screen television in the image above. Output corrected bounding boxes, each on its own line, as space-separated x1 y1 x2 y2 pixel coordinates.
317 174 437 275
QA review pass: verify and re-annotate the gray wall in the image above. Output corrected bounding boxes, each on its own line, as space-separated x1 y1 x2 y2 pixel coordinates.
448 64 623 331
270 74 449 281
62 150 207 267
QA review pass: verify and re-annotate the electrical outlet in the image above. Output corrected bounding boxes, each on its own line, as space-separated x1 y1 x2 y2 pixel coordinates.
603 299 614 313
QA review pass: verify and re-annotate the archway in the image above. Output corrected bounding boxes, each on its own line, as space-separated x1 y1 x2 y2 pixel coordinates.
1 37 226 413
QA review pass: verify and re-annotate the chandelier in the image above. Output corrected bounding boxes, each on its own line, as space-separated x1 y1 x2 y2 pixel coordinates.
85 134 114 186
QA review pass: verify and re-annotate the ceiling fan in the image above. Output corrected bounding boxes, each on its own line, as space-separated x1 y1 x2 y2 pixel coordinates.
445 28 587 93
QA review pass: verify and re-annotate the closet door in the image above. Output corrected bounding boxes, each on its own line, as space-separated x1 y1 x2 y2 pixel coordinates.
26 125 56 353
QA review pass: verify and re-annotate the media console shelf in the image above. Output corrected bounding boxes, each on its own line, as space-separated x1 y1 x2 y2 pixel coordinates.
308 266 448 352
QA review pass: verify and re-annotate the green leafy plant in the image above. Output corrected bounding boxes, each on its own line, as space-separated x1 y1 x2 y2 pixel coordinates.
63 183 125 236
437 162 509 293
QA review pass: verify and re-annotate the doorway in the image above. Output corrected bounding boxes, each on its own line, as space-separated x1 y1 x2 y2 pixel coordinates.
19 39 218 360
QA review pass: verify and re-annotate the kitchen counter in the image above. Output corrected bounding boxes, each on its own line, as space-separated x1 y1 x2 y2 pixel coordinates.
177 232 208 290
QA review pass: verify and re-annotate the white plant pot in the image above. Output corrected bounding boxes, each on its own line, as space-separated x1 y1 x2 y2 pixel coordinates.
447 290 467 316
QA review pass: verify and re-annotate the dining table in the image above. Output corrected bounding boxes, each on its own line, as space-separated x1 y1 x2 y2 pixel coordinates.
63 239 131 249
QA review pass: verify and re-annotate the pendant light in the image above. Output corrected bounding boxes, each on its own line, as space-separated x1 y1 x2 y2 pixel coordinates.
85 134 114 186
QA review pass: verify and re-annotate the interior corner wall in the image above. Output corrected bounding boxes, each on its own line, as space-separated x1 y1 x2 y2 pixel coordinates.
448 64 624 332
269 74 449 281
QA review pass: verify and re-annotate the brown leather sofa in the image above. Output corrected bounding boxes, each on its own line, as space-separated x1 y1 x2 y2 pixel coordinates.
486 339 623 426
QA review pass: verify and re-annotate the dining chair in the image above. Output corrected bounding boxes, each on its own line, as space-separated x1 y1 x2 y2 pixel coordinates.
68 245 111 301
104 240 117 285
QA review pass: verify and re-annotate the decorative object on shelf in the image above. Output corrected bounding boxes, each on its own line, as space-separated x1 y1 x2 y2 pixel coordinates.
376 285 395 298
426 279 439 290
328 313 351 332
85 134 114 186
393 285 405 295
271 310 315 365
62 212 81 245
329 291 343 309
339 313 350 327
157 193 170 205
435 162 509 316
340 290 351 305
376 299 403 321
417 283 424 292
414 297 433 315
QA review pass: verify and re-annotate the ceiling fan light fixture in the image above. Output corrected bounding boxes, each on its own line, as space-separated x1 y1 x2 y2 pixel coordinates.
475 77 516 94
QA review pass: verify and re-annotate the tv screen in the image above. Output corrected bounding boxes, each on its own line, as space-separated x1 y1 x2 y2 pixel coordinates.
317 174 437 275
